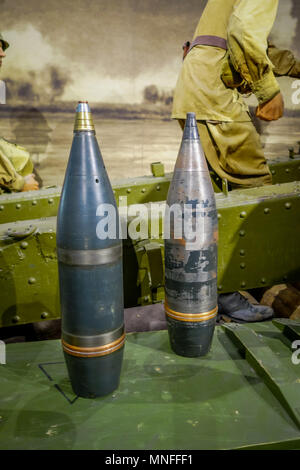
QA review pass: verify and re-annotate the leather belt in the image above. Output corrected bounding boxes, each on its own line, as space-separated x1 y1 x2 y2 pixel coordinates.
183 35 228 58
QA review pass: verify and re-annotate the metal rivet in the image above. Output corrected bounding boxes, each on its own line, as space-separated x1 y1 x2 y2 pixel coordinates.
240 211 247 218
141 188 146 193
28 277 36 285
12 316 20 324
240 263 246 269
41 312 49 319
21 242 28 249
261 278 266 284
264 208 270 214
285 203 292 209
0 205 4 211
218 285 223 291
48 198 54 204
16 204 21 209
217 213 221 219
156 186 161 191
240 250 245 256
241 281 246 288
127 188 131 194
285 168 290 174
32 200 37 206
271 170 276 175
239 230 246 237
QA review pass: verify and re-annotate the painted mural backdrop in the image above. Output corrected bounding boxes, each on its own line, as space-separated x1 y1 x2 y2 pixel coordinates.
0 0 300 185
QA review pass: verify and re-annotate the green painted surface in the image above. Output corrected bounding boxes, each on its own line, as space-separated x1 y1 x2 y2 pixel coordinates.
223 323 300 429
0 181 300 327
272 318 300 343
216 181 300 292
0 323 300 450
270 155 300 185
0 175 172 225
0 156 299 225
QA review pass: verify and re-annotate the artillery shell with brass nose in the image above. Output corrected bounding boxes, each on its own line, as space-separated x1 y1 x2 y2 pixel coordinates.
57 102 124 397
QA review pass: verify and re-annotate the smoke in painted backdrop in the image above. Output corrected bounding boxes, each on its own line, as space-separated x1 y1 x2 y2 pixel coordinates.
0 0 300 108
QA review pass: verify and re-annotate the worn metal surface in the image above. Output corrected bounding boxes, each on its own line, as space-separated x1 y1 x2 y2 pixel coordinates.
0 321 299 450
164 114 218 357
0 181 299 328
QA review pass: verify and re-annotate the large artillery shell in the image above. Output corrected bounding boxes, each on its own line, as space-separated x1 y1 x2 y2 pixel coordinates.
164 113 218 357
57 102 124 397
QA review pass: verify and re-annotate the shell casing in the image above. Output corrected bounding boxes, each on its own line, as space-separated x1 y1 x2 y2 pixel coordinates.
57 101 124 398
164 112 218 357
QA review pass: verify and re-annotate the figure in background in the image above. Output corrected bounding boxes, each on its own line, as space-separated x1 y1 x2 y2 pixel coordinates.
172 0 300 322
172 0 300 189
0 33 39 193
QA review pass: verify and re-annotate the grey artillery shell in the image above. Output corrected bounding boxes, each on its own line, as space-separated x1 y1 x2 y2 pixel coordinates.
164 112 218 357
57 102 124 398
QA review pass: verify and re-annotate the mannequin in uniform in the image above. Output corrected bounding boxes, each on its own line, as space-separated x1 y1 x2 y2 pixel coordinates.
172 0 300 189
0 33 39 193
172 0 300 321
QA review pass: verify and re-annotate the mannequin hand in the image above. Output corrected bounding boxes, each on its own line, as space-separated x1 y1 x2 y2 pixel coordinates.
256 92 284 121
22 173 39 191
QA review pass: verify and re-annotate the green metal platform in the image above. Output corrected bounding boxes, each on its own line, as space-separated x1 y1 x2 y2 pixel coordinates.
0 320 300 450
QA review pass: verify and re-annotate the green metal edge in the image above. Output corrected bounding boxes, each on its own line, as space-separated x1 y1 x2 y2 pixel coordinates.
222 322 300 430
272 319 300 343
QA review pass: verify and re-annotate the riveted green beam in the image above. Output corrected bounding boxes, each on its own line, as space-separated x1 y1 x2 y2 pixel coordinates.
0 183 300 326
222 322 300 429
0 172 175 225
270 155 300 184
1 156 300 224
0 187 60 225
0 181 299 328
215 181 300 293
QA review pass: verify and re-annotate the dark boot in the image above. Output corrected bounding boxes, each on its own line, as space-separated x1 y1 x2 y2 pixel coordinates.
218 292 274 323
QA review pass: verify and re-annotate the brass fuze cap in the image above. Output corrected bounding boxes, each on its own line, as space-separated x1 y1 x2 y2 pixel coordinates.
74 101 95 132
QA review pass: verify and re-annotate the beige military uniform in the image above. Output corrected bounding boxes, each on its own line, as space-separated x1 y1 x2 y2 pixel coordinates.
0 33 34 193
0 139 34 193
172 0 298 188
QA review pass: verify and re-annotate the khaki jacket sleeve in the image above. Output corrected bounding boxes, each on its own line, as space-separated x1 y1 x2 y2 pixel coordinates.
0 151 24 192
227 0 280 104
268 43 300 78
